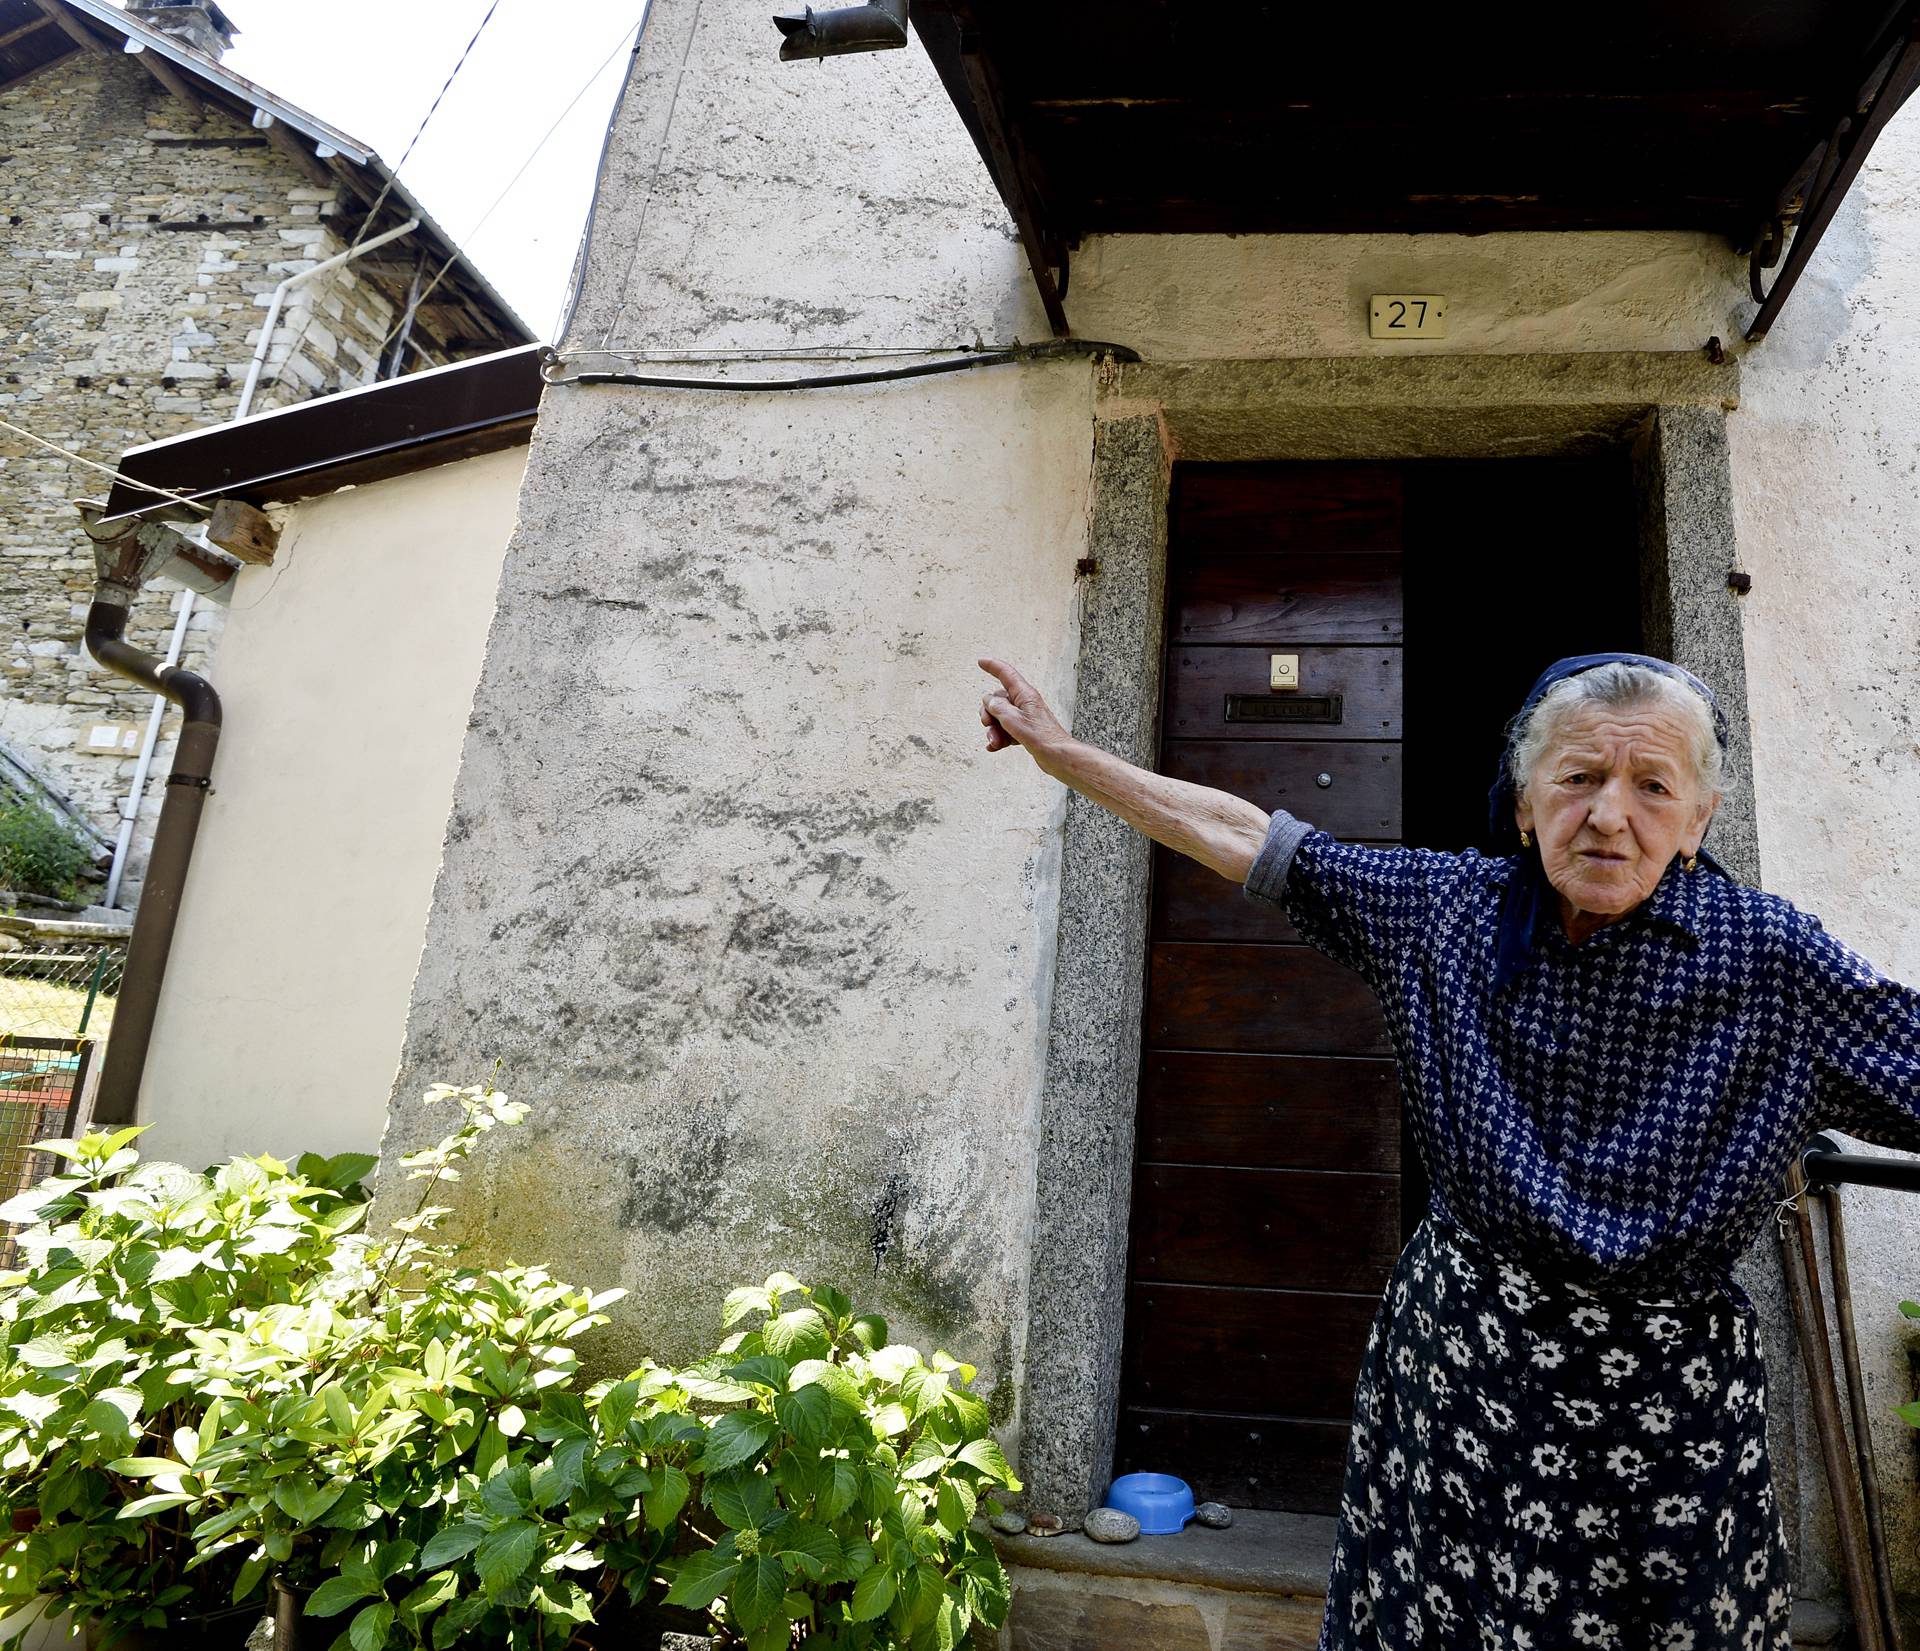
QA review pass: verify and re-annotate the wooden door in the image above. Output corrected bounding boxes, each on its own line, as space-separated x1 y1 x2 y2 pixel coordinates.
1114 463 1419 1515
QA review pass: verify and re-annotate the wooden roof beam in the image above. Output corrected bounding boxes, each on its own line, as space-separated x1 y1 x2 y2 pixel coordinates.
0 14 55 50
125 40 205 116
915 4 1070 336
24 0 101 53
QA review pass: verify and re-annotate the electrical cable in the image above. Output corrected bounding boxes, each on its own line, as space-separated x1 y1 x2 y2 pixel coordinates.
274 0 508 395
370 11 650 367
539 337 1143 391
0 417 211 513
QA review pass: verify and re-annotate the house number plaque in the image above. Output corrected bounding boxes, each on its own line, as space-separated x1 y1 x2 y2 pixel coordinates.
1369 294 1448 339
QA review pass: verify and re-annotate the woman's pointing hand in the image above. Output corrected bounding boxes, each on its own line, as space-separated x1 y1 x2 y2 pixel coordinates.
977 657 1071 759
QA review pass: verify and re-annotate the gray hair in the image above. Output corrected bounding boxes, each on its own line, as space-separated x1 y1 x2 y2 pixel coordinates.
1507 662 1724 803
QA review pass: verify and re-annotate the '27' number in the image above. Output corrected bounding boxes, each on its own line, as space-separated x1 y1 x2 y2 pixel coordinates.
1385 300 1428 329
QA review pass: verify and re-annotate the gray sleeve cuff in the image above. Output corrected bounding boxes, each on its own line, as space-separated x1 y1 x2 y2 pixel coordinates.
1243 808 1312 906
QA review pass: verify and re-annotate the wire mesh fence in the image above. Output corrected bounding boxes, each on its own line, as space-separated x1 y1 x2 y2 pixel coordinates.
0 940 124 1040
0 1036 92 1264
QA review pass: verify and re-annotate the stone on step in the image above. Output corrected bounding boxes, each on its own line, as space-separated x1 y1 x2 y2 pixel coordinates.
1195 1501 1234 1529
1084 1507 1141 1544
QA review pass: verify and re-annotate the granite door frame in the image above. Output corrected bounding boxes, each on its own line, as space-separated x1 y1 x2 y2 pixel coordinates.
1015 352 1794 1555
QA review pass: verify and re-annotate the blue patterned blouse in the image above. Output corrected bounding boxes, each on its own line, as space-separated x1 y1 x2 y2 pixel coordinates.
1242 817 1920 1294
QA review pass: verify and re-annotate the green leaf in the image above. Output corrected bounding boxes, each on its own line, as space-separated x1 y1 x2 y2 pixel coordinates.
322 1152 379 1190
956 1436 1015 1485
1899 1300 1920 1320
823 1460 860 1522
937 1478 977 1534
473 1520 539 1596
119 1493 194 1518
775 1381 832 1450
110 1456 187 1479
698 1411 777 1474
722 1287 769 1328
813 1284 852 1320
497 1403 526 1438
851 1565 895 1622
418 1523 487 1573
597 1378 640 1437
644 1463 690 1532
709 1470 778 1532
900 1434 950 1481
272 1479 346 1526
774 1520 842 1581
663 1550 740 1610
307 1575 380 1619
348 1601 393 1651
1896 1400 1920 1427
762 1308 830 1362
849 1313 888 1351
727 1355 793 1391
728 1554 787 1632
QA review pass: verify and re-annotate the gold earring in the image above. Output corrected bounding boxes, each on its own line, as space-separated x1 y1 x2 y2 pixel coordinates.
1685 851 1700 872
1518 829 1532 849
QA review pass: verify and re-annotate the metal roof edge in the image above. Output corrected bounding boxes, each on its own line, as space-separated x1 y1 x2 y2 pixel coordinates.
60 0 372 160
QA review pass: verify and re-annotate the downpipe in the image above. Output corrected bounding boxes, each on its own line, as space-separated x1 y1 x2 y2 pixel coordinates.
773 0 907 59
81 531 223 1127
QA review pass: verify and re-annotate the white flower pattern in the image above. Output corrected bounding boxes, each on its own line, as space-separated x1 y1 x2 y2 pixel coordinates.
1316 1217 1793 1651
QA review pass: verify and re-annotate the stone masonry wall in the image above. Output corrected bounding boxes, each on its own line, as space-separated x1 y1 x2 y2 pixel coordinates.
1 51 439 904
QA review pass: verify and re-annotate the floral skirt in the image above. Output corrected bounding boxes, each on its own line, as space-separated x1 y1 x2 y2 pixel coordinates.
1318 1212 1792 1651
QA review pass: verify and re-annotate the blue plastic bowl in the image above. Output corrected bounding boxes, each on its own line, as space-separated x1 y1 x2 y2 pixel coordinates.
1104 1472 1195 1535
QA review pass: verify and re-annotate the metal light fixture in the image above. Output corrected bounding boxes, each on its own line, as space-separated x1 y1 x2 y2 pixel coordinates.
772 0 908 60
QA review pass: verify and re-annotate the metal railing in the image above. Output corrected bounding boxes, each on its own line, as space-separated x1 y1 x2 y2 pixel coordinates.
1780 1134 1920 1651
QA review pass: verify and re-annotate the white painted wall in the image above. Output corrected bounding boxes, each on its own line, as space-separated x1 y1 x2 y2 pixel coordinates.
135 444 527 1168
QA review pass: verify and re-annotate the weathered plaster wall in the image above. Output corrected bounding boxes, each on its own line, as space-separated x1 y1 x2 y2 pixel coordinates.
1 52 424 903
136 445 526 1168
385 0 1082 1401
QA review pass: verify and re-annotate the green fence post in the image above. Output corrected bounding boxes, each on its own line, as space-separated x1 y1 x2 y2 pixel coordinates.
77 949 106 1038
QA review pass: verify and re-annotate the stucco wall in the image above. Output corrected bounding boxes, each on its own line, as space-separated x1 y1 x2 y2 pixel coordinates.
135 443 526 1168
385 0 1920 1617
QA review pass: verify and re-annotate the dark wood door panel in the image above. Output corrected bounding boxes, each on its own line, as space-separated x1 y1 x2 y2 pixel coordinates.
1115 1408 1352 1515
1131 1164 1401 1290
1162 741 1400 838
1125 1283 1379 1417
1152 840 1399 943
1138 1051 1401 1173
1148 942 1390 1056
1165 645 1402 741
1171 464 1405 559
1154 842 1303 942
1169 554 1402 644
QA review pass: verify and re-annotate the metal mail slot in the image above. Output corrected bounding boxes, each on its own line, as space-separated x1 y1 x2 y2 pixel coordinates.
1224 693 1344 725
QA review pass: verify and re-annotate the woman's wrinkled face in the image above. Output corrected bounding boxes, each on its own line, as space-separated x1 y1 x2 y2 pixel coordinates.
1514 700 1719 927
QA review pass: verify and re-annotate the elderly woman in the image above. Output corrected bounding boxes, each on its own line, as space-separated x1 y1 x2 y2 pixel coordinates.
977 650 1920 1651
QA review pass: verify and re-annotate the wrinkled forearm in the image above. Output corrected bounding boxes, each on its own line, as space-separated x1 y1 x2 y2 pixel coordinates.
1033 736 1272 882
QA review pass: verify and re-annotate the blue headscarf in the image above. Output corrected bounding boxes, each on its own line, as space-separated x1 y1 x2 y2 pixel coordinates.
1488 652 1731 993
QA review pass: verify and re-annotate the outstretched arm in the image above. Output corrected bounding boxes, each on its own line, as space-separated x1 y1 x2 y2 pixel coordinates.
978 656 1271 882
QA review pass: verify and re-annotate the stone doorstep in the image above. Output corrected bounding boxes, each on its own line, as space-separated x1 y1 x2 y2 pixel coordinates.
991 1512 1852 1649
993 1510 1337 1599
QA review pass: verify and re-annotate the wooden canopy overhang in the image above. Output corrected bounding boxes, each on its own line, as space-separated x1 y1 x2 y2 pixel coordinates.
909 1 1920 342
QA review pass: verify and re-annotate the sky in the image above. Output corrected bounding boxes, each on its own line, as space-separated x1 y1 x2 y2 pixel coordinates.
216 0 646 337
